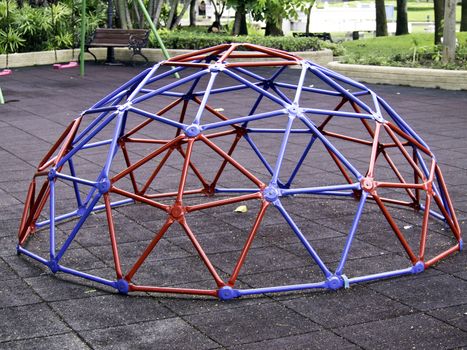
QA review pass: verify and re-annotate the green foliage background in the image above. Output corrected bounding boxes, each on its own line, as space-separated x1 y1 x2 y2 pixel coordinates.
0 0 106 54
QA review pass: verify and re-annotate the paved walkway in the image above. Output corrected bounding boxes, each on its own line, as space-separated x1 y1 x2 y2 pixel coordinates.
0 64 466 349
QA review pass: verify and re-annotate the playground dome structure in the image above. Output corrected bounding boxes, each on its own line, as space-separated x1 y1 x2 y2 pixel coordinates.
18 44 462 299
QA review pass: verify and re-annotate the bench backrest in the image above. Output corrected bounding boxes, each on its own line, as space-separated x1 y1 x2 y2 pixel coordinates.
92 29 149 45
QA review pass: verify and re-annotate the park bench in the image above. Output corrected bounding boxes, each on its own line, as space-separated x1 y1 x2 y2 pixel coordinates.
83 28 150 64
293 32 333 42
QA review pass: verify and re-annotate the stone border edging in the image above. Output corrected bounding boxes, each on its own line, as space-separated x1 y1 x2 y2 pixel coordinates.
0 48 333 70
327 61 467 91
2 48 465 90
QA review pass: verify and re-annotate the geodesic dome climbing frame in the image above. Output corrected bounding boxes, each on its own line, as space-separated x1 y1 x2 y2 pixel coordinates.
17 44 462 299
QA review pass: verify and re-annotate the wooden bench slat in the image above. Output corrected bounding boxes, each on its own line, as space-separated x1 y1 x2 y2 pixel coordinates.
83 28 150 64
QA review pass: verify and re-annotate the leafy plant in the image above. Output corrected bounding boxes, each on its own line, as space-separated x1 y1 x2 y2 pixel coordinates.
0 27 25 54
152 29 334 53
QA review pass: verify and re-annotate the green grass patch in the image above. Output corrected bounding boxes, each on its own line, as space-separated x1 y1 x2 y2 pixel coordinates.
341 32 467 69
317 1 461 22
342 32 467 57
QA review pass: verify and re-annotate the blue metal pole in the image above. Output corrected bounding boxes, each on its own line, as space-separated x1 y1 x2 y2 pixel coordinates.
301 107 373 120
55 193 102 262
68 159 83 208
293 65 308 104
90 68 152 108
133 69 208 105
271 116 294 185
55 172 97 187
49 179 56 260
130 107 187 130
193 72 218 125
282 183 360 196
299 115 363 180
335 192 368 275
275 201 332 278
128 63 161 101
223 69 288 107
242 133 274 175
285 134 318 188
58 112 118 168
202 109 286 131
237 280 327 296
275 82 342 97
348 266 414 284
310 67 374 115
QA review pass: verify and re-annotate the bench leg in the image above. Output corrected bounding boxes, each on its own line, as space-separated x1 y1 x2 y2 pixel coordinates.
78 49 98 64
131 48 149 66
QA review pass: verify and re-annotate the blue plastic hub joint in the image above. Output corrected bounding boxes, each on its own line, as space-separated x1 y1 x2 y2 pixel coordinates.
218 286 241 300
459 239 463 251
185 124 201 137
48 259 59 273
263 186 280 202
287 104 299 117
48 168 57 181
412 261 425 274
77 206 87 217
326 275 344 290
116 279 129 294
97 178 111 194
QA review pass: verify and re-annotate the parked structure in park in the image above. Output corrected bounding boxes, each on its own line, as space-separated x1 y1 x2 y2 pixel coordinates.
17 44 462 299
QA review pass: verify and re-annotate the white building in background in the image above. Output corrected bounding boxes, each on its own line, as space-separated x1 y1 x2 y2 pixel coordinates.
283 2 397 35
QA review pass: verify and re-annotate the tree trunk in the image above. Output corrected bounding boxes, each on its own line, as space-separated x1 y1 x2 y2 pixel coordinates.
305 3 313 35
210 0 225 23
153 0 164 27
265 18 283 36
167 0 179 29
171 0 191 28
115 0 131 29
395 0 408 35
434 0 444 44
189 0 197 26
375 0 388 36
132 1 143 28
461 0 467 31
148 0 155 19
232 3 248 36
442 0 456 63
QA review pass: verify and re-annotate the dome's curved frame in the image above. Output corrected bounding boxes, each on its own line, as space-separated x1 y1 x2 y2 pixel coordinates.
17 44 462 299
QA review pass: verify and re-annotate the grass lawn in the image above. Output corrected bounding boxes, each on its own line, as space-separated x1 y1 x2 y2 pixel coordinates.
342 32 467 58
318 1 462 22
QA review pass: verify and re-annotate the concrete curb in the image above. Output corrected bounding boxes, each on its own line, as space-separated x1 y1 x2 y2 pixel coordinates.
0 48 333 69
3 48 465 90
327 61 467 91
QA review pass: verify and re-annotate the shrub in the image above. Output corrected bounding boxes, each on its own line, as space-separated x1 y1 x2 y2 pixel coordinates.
151 29 339 54
0 0 106 54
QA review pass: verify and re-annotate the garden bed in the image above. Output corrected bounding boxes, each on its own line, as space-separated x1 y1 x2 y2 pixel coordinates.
328 61 467 90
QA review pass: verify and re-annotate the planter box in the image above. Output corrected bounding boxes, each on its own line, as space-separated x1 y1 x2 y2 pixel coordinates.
327 61 467 91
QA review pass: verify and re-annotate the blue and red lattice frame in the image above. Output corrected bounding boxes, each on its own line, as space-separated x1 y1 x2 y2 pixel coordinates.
17 44 462 299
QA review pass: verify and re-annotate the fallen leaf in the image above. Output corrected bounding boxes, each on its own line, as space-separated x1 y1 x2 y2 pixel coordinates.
234 205 248 213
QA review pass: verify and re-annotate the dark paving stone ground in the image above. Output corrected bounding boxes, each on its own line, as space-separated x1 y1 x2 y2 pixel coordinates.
0 63 466 349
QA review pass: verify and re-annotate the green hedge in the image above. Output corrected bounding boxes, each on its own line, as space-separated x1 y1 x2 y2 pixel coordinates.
151 30 328 53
